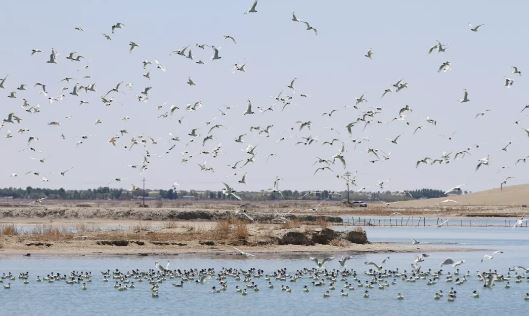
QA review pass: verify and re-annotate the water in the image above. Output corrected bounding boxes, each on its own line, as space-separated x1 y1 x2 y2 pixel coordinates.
1 226 529 315
341 215 528 227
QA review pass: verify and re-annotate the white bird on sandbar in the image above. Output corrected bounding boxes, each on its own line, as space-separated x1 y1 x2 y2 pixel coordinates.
232 246 255 257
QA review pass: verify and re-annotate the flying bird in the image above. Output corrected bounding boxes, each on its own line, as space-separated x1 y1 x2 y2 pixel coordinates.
460 89 470 103
469 23 484 32
222 183 241 200
129 42 139 52
247 0 258 13
310 257 334 268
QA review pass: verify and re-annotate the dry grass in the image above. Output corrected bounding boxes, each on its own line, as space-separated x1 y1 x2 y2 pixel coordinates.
163 221 179 229
30 225 73 241
212 220 232 239
210 219 249 240
329 239 349 247
315 218 329 229
0 224 18 236
233 220 249 240
281 219 302 229
131 222 152 233
75 223 100 233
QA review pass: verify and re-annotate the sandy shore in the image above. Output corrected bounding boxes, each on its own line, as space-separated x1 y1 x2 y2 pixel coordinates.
0 217 478 256
0 202 507 257
0 241 473 256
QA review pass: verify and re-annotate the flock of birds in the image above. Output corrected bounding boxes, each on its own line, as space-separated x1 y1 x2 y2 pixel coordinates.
1 1 529 195
2 255 529 303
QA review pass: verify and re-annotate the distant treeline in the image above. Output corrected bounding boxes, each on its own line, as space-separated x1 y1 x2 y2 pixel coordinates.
0 187 447 202
404 188 448 199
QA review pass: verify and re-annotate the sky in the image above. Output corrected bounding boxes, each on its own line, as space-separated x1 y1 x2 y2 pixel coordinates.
1 0 529 193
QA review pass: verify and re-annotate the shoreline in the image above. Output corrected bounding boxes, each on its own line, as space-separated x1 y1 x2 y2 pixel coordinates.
0 203 527 219
0 204 511 258
0 242 479 257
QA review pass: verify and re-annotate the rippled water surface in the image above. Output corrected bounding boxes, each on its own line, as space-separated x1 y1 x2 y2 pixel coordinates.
1 226 529 316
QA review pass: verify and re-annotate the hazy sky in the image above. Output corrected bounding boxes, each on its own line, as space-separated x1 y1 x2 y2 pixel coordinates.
1 0 529 193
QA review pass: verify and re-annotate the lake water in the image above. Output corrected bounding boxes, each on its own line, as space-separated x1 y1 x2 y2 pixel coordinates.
1 226 529 315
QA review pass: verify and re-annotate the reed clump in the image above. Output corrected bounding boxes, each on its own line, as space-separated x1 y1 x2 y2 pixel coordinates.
30 225 73 241
233 220 249 240
0 224 18 236
211 219 249 240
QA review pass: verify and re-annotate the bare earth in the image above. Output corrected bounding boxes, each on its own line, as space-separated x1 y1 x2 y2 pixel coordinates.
3 184 526 256
0 217 471 256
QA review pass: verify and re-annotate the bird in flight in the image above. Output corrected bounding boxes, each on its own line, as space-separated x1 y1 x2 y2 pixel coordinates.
469 23 484 32
247 0 258 13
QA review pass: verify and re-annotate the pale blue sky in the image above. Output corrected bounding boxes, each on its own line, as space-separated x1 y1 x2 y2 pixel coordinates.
1 0 528 192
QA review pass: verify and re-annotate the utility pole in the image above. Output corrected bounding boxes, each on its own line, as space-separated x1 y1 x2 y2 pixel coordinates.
341 171 354 204
142 177 146 207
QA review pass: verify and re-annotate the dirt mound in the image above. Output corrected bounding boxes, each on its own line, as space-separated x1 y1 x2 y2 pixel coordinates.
280 228 368 246
344 230 368 244
279 231 313 245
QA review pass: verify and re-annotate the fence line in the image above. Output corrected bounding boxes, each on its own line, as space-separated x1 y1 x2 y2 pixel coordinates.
339 217 529 228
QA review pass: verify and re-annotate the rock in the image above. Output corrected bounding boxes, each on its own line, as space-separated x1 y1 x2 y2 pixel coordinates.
279 231 313 245
199 240 215 246
151 241 188 246
96 240 129 246
25 242 53 247
344 230 368 244
311 228 342 245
